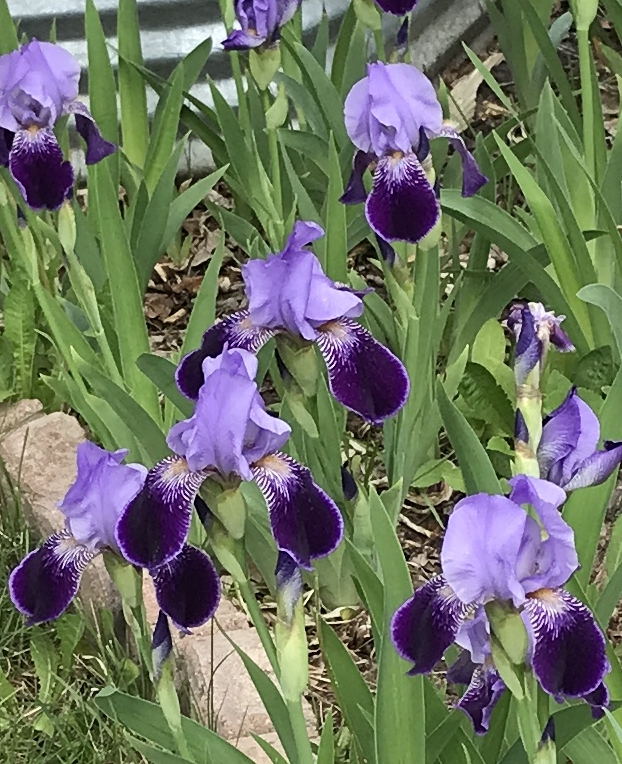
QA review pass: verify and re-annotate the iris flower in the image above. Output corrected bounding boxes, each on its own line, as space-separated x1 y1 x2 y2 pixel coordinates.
341 61 487 245
9 442 220 630
508 302 574 386
175 221 409 425
223 0 300 51
117 347 344 575
391 476 609 734
538 387 622 491
0 40 115 211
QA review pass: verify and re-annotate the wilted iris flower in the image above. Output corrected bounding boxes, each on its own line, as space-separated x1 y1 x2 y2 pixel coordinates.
175 221 409 424
0 40 115 211
341 62 487 245
508 302 574 387
9 442 220 629
539 387 622 491
117 347 343 574
391 476 609 733
223 0 300 50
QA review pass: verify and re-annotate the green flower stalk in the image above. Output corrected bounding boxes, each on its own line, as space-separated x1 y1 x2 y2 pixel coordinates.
508 303 574 476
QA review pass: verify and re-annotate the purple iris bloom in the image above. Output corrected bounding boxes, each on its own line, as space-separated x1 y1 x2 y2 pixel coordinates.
0 40 115 211
9 442 220 630
391 475 610 733
507 302 574 386
222 0 300 51
175 221 410 425
341 62 487 244
117 347 344 574
539 387 622 491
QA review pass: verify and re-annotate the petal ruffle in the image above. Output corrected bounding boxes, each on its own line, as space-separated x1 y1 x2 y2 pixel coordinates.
523 588 609 701
563 441 622 491
390 575 471 674
340 150 374 205
9 530 94 625
67 101 116 164
251 452 344 569
176 310 277 400
9 127 73 210
152 544 221 630
315 318 409 424
116 457 205 569
366 153 440 243
456 665 506 735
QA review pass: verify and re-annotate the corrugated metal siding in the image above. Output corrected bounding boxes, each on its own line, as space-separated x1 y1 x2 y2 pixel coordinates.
7 0 487 174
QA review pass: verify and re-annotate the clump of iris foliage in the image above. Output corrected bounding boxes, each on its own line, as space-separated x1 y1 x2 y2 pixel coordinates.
1 0 622 762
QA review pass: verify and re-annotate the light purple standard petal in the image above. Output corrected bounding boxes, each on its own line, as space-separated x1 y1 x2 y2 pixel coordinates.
365 153 440 243
563 440 622 491
169 348 291 479
538 388 582 477
441 493 540 606
152 544 221 630
390 576 471 674
456 664 506 735
251 452 344 569
116 457 205 569
59 441 147 552
315 318 409 424
427 124 488 197
66 101 116 164
375 0 418 14
9 530 95 625
175 311 277 401
523 589 609 701
340 150 374 205
22 40 81 111
244 228 363 341
509 475 577 591
9 127 73 210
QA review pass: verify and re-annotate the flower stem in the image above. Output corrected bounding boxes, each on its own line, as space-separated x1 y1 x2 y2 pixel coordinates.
374 27 386 62
286 697 315 764
262 88 282 220
237 578 280 674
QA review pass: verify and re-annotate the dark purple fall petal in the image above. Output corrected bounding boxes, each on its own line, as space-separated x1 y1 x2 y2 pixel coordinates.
67 101 116 164
366 153 440 243
390 576 471 674
340 150 374 205
175 311 276 400
374 0 417 13
563 440 622 491
151 610 173 681
116 457 205 569
456 665 506 735
9 530 95 625
315 318 409 424
9 127 73 210
152 544 221 630
446 650 477 685
0 128 13 165
375 235 397 265
251 452 344 569
523 589 609 701
584 681 610 719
